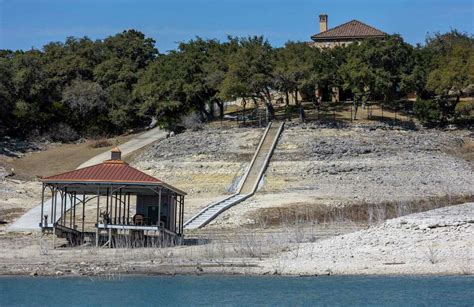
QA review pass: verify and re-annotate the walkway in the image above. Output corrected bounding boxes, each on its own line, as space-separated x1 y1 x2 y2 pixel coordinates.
8 126 167 232
184 122 284 230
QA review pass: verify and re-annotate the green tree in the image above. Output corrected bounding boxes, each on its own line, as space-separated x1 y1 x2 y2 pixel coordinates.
0 52 16 133
104 29 158 69
340 35 414 118
221 36 276 121
274 42 315 120
62 79 106 134
426 31 474 101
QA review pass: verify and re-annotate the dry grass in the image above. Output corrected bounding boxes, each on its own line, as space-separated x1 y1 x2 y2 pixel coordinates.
446 137 474 163
3 134 135 180
88 137 113 149
248 194 474 226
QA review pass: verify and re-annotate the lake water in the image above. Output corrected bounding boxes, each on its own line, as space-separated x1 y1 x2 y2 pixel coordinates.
1 275 473 306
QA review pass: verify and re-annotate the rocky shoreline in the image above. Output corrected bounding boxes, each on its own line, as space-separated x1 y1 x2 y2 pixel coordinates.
0 203 472 277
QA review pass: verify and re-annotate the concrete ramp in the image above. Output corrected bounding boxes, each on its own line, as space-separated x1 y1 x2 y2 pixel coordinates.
184 122 284 230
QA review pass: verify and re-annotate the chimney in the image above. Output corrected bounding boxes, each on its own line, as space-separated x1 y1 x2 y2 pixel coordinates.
319 14 328 33
111 147 121 160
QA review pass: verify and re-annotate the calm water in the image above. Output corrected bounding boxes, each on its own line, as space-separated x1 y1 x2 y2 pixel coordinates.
0 275 473 306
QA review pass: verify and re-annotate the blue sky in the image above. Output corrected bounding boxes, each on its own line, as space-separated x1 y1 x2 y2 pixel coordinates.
1 0 473 52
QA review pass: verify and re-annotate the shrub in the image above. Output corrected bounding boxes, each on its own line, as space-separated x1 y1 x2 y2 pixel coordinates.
181 113 203 131
455 100 474 117
454 100 474 127
46 123 79 143
413 99 443 127
89 137 112 148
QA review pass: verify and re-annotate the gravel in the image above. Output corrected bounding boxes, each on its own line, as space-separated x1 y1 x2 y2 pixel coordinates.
265 202 474 275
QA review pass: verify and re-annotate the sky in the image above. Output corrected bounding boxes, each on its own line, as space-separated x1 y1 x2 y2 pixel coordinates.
1 0 473 52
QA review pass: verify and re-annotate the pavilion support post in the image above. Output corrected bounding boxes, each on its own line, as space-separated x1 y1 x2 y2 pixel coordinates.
127 193 130 225
108 228 112 248
40 184 45 228
96 187 100 247
72 192 76 230
180 196 185 235
114 191 118 224
62 191 66 227
118 189 122 224
60 191 65 226
82 193 85 233
66 188 72 229
50 189 54 224
57 190 61 226
173 193 177 233
158 188 162 228
105 188 109 215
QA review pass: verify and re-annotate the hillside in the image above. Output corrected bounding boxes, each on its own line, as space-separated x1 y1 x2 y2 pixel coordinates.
131 122 474 230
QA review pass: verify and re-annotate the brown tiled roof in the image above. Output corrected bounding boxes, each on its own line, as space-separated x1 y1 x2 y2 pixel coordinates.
311 20 386 41
42 160 161 184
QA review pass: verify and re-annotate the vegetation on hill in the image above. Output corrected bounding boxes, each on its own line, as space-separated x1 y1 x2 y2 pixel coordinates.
0 30 472 140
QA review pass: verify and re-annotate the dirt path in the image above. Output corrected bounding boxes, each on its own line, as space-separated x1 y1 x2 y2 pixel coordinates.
7 127 166 232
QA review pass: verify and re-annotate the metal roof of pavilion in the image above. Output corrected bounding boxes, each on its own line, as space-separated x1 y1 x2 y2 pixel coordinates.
311 20 386 42
41 151 186 195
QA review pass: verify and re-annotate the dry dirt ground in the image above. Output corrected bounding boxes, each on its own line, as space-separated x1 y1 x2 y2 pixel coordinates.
201 123 474 229
0 203 471 276
133 127 265 221
262 202 474 276
0 121 473 276
1 134 134 181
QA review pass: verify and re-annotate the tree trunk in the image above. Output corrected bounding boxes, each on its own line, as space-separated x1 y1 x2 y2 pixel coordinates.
215 100 224 120
285 91 289 106
265 102 275 122
299 105 305 122
353 98 359 120
242 98 247 124
262 88 275 122
198 105 212 122
294 88 299 106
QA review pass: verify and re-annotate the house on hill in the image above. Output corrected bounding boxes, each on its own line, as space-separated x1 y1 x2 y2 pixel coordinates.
310 14 387 49
310 14 388 102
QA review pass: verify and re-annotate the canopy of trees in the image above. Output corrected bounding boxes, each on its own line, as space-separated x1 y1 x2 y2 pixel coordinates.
0 30 472 139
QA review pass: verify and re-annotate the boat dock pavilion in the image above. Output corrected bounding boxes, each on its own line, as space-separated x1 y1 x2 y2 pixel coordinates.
39 148 186 247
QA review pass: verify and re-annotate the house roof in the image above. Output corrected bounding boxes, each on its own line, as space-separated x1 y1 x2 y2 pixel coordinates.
42 159 162 184
311 20 386 42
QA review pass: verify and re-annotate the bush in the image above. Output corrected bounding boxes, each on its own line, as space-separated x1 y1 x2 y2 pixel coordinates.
454 100 474 126
181 113 203 131
413 99 443 127
46 123 79 143
89 137 112 148
455 100 474 117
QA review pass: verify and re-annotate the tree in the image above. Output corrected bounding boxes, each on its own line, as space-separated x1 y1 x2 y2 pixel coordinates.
426 31 474 101
134 52 187 130
221 36 276 122
104 30 158 69
62 79 106 133
203 37 239 120
0 52 15 133
274 42 314 120
10 50 55 135
339 35 414 119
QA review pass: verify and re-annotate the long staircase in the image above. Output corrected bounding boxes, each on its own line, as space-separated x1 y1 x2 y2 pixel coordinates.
184 121 284 230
